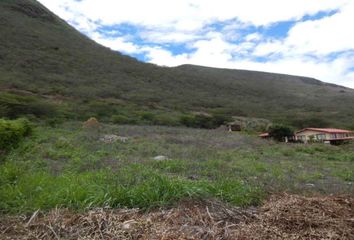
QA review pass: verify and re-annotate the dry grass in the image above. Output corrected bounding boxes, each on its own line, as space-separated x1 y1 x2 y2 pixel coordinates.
1 193 353 240
234 193 354 240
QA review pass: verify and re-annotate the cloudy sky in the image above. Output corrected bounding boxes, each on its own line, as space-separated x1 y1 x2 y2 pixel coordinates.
38 0 354 88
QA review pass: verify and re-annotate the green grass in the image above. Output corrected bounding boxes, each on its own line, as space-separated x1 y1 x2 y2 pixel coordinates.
0 122 353 214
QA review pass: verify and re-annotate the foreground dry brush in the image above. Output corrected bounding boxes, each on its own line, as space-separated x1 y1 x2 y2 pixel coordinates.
1 193 353 240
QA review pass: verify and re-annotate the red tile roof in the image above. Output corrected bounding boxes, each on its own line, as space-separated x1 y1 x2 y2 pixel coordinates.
259 132 269 137
295 128 353 134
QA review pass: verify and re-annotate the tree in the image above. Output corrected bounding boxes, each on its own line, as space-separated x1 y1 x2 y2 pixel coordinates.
268 125 294 142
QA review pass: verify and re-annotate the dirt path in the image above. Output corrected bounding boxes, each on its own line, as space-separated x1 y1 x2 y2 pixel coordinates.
1 193 353 240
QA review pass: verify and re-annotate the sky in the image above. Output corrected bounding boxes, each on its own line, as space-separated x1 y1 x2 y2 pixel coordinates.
38 0 354 88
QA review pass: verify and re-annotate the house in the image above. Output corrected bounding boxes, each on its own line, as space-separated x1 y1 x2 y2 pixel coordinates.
295 128 354 144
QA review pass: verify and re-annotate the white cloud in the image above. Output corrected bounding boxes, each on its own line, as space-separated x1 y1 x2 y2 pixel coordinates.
245 33 262 42
254 2 354 57
286 3 354 55
39 0 349 30
143 47 189 66
140 30 202 44
90 33 142 54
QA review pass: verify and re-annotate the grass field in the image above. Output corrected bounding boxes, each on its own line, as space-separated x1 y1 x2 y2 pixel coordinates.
1 122 353 214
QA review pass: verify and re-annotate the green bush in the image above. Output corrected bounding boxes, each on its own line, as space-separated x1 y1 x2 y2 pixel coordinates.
180 113 231 129
0 92 57 119
152 114 180 126
0 118 32 151
137 111 155 122
268 124 294 142
112 115 138 124
290 117 330 129
112 112 180 126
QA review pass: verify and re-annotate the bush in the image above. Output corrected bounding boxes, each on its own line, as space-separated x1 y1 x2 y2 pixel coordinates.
180 113 231 129
290 117 330 129
138 112 155 122
0 92 57 119
112 115 138 124
152 114 180 126
268 124 294 142
0 118 32 151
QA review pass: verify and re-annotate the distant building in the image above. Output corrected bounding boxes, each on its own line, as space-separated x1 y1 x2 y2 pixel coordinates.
227 123 242 132
295 128 354 144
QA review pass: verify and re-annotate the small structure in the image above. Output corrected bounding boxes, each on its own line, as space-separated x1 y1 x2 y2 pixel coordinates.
227 123 241 132
259 132 270 139
295 128 354 144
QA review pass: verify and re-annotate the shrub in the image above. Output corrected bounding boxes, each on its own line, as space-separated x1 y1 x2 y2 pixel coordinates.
0 92 57 119
290 117 330 129
180 113 231 129
138 112 155 122
268 124 294 142
0 118 32 151
212 114 233 126
112 115 138 124
152 114 180 126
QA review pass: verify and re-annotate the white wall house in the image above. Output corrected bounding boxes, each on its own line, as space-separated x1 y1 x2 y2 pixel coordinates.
295 128 354 143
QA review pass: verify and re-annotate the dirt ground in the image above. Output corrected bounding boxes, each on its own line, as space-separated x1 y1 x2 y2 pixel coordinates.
0 193 353 240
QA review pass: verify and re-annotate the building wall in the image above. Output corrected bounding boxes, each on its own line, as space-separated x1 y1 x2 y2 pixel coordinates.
295 130 331 142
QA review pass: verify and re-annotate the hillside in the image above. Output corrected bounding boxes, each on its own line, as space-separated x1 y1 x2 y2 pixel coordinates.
1 0 354 128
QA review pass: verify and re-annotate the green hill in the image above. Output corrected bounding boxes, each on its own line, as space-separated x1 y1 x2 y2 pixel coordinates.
1 0 354 128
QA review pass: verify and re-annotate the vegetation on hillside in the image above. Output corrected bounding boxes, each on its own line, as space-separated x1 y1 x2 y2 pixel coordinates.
0 122 353 214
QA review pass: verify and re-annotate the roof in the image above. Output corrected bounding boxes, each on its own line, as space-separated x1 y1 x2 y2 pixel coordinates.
295 128 353 134
259 132 269 137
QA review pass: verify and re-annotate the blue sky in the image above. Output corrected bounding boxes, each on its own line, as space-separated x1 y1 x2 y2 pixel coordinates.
39 0 354 88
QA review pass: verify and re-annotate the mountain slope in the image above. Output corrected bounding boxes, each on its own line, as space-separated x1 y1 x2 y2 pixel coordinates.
1 0 354 128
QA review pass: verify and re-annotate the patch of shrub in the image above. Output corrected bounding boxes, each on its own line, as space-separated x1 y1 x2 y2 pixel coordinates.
0 118 32 152
112 112 180 126
290 117 330 129
152 114 180 126
137 111 155 122
112 115 138 124
0 92 57 119
268 124 294 142
180 113 231 129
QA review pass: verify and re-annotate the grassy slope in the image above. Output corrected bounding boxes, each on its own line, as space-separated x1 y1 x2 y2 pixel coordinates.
0 122 353 214
0 0 354 128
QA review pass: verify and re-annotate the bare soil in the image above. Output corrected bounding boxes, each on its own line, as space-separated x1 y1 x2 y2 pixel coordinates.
0 193 353 240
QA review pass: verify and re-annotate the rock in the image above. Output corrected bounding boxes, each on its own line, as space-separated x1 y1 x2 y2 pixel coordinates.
99 135 129 143
188 175 198 180
117 136 129 143
121 220 138 230
305 183 315 187
153 155 169 161
83 117 100 129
